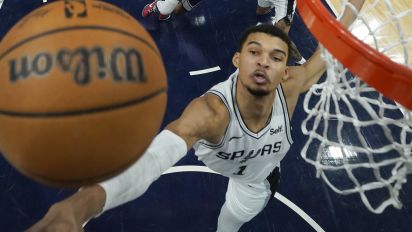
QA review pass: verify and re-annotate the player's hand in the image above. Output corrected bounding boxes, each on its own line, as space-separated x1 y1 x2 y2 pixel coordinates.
25 202 83 232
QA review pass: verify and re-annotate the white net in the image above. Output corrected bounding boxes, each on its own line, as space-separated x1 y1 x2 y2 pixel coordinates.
301 0 412 214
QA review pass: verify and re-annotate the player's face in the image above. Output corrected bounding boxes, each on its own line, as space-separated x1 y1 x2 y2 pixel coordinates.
233 32 289 97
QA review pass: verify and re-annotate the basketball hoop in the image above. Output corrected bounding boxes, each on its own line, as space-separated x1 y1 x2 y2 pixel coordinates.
297 0 412 214
298 0 412 109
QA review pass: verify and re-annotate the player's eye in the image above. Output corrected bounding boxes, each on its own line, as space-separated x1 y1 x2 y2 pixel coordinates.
249 50 258 55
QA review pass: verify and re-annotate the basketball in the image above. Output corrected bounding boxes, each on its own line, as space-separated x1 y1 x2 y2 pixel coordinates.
0 0 167 188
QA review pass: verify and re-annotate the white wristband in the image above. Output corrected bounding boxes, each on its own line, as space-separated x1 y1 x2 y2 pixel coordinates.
98 130 187 213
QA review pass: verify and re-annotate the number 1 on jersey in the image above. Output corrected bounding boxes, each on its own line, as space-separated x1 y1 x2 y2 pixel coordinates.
233 165 247 175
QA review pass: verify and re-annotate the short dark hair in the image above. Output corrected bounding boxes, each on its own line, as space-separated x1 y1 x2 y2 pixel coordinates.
237 24 292 59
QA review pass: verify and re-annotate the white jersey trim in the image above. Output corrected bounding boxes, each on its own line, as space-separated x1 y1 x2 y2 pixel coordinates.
277 84 293 144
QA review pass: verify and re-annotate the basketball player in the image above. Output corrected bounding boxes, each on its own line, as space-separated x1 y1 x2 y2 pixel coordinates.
142 0 202 20
27 1 363 231
256 0 306 64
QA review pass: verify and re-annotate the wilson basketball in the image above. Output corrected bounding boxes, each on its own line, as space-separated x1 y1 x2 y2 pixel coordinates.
0 0 167 187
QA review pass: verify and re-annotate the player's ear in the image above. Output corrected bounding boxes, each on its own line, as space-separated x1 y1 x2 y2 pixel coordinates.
232 52 240 68
282 67 290 81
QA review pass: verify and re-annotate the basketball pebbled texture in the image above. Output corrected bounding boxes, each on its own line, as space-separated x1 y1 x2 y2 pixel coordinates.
0 0 167 187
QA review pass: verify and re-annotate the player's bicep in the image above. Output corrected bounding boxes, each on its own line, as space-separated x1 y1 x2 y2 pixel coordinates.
165 96 219 148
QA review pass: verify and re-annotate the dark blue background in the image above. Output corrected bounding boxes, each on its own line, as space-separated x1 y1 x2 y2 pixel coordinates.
0 0 411 231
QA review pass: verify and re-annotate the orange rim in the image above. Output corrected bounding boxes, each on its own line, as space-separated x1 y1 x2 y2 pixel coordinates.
297 0 412 110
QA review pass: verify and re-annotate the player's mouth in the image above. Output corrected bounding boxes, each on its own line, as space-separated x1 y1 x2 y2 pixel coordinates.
251 70 268 84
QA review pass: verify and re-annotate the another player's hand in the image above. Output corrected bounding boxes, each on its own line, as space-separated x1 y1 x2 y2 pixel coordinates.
25 202 83 232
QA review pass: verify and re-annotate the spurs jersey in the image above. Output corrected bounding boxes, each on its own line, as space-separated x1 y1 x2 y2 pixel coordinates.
193 71 293 183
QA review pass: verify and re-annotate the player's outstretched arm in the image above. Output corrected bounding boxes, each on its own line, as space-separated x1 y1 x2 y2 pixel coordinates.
26 94 228 232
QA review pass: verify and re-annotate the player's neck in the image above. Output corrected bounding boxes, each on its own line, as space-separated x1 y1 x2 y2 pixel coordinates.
236 84 275 132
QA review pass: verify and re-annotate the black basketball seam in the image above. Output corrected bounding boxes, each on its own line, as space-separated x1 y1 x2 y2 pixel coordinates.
0 25 161 61
0 88 166 117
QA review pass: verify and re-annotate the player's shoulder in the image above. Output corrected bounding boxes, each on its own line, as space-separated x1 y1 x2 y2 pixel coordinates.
199 93 230 119
183 94 229 143
167 93 230 146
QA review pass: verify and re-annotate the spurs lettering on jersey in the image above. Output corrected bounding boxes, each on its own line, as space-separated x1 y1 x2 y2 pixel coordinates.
216 140 282 163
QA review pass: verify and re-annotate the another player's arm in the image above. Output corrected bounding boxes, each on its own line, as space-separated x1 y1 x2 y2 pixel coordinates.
26 94 229 232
